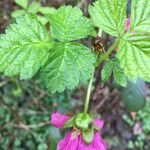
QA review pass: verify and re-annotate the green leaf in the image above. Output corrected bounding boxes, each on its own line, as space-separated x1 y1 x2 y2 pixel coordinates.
11 9 25 18
101 60 113 82
47 5 96 42
121 79 146 111
118 0 150 82
101 59 127 87
37 143 47 150
113 59 127 87
41 42 95 93
15 0 28 9
118 33 150 82
130 0 150 33
37 16 48 25
89 0 127 37
0 14 52 79
39 7 56 15
82 127 94 144
27 2 41 13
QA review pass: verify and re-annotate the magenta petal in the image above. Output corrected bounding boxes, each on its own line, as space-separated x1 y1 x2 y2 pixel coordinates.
57 131 79 150
78 135 94 150
50 112 70 128
93 119 104 130
126 18 130 32
78 132 107 150
57 132 71 150
93 132 107 150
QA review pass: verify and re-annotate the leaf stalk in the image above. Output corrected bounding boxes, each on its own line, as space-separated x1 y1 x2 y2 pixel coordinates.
95 38 120 67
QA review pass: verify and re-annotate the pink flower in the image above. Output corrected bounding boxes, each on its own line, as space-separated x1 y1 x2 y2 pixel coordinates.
50 112 70 128
50 112 107 150
126 18 130 32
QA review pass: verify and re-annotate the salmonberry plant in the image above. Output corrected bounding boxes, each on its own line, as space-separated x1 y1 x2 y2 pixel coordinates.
0 0 149 149
12 0 56 25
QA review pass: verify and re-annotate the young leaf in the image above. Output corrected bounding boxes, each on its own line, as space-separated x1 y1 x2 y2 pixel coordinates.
118 33 150 82
41 42 95 93
89 0 127 37
47 5 96 42
101 59 127 87
101 60 113 82
39 7 56 15
27 2 41 13
37 16 48 25
11 9 25 18
113 59 127 87
15 0 28 9
130 0 150 33
0 14 52 79
121 79 146 111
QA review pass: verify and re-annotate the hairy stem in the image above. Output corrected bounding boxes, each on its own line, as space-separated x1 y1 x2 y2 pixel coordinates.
84 74 94 114
95 38 120 67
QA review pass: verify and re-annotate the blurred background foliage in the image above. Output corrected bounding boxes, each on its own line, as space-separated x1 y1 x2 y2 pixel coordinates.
0 0 150 150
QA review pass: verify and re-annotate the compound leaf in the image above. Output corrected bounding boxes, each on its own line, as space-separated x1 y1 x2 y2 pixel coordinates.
47 5 96 42
41 42 96 93
0 14 52 79
89 0 127 37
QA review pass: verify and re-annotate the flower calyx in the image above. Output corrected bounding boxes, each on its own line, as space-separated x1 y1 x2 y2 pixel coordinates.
63 112 100 144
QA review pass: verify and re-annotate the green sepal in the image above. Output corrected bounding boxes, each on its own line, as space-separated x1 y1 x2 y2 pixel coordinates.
93 124 99 131
82 126 94 144
74 113 93 130
90 113 100 119
63 117 75 128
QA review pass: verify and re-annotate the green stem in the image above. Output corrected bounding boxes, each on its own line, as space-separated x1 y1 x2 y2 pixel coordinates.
95 38 120 67
83 39 120 114
84 74 94 114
